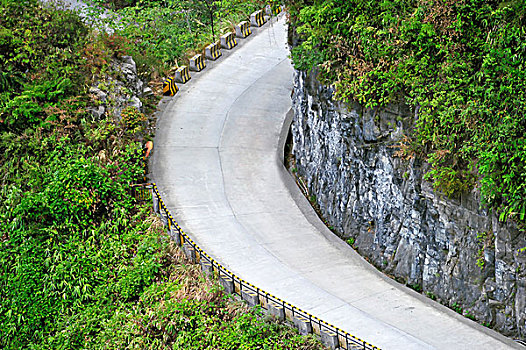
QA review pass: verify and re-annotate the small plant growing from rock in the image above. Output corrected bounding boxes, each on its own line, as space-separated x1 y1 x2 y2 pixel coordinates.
476 230 493 270
451 302 463 315
408 283 422 293
464 311 476 321
425 291 437 301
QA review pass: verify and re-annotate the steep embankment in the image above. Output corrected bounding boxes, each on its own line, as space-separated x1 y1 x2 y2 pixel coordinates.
0 1 321 349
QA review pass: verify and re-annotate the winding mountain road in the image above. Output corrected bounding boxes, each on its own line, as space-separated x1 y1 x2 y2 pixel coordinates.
152 15 521 350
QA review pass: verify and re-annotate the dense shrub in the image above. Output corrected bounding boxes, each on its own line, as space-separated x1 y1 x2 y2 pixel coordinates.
88 0 264 79
0 1 323 349
286 0 526 226
0 0 89 128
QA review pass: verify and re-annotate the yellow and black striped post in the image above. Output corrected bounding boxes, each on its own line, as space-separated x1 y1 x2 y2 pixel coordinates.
220 32 237 50
148 182 381 350
175 65 191 83
235 21 252 38
189 54 206 72
205 41 222 61
250 10 266 27
265 4 283 16
162 77 178 96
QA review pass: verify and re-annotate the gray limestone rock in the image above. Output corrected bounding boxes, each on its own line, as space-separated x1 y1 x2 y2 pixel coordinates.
88 55 149 121
89 86 107 102
143 86 154 97
289 69 526 340
88 105 105 119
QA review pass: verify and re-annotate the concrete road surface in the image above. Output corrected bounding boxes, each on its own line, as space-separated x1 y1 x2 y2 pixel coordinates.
152 15 522 350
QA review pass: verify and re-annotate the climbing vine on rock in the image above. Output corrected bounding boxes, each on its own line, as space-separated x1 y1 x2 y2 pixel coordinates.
285 0 526 227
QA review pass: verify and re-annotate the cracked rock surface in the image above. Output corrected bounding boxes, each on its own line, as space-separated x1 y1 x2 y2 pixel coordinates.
290 69 526 340
89 55 146 120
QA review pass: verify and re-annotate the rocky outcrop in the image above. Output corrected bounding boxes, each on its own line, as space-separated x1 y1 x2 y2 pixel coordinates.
290 69 526 339
88 55 149 120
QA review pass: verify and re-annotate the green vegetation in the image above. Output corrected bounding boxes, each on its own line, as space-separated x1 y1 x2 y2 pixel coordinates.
0 0 321 348
408 283 423 293
285 0 526 228
425 291 437 301
90 0 265 77
451 302 463 315
476 230 493 269
465 311 477 321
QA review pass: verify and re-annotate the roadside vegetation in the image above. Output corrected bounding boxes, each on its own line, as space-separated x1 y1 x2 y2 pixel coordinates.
89 0 265 82
0 0 321 348
285 0 526 229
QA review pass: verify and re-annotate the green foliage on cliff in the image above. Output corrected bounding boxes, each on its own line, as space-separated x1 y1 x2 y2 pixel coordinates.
0 1 322 348
286 0 526 226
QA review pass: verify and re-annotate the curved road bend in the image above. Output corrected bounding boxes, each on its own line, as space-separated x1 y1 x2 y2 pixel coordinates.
152 15 521 350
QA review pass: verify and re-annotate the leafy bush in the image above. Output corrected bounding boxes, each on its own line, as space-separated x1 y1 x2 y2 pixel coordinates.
88 0 263 79
0 0 89 130
0 1 324 349
121 105 147 132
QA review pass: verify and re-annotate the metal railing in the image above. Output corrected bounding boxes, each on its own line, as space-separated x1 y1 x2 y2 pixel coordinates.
132 182 380 350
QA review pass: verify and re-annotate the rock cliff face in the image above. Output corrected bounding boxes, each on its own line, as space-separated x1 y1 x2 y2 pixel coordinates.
88 55 150 120
290 70 526 339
